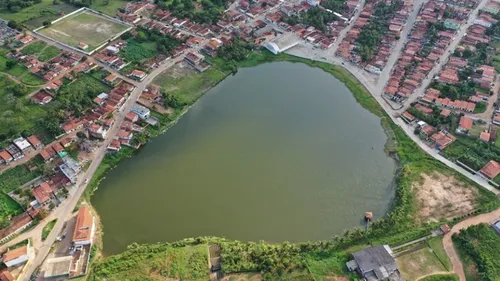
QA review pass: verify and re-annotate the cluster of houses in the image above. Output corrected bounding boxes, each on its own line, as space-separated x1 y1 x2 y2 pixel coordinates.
107 103 149 151
419 88 480 113
0 136 43 165
9 49 83 82
402 112 458 150
0 19 19 46
0 241 33 280
337 0 413 74
61 81 135 137
94 42 128 71
384 0 480 103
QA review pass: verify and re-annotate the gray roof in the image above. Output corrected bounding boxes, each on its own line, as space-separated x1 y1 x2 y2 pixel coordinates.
353 245 399 280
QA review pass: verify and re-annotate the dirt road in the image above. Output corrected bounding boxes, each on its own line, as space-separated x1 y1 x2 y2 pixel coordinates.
442 209 500 281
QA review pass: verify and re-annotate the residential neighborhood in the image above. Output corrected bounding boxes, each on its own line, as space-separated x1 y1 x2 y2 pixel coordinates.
2 0 500 279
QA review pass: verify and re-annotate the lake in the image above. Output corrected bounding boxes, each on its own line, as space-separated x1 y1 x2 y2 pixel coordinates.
91 62 396 255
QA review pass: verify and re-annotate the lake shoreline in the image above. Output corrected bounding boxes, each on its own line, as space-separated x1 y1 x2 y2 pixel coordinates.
85 50 401 256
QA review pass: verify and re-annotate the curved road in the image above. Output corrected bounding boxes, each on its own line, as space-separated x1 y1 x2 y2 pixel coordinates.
442 208 500 281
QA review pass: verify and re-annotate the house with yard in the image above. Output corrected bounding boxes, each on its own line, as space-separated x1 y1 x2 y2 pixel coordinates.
31 91 53 105
480 160 500 179
73 205 95 246
2 244 31 268
346 245 403 281
456 116 473 134
32 182 53 206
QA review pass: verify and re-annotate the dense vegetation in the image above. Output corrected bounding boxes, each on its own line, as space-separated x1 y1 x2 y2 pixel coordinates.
0 0 42 12
121 28 182 61
156 0 226 24
453 224 500 281
443 136 500 171
284 5 341 32
89 242 209 281
356 0 403 61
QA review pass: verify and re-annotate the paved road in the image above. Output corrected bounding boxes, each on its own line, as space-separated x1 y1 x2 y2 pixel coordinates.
399 0 490 113
443 209 500 281
286 0 499 195
377 0 424 88
14 31 209 279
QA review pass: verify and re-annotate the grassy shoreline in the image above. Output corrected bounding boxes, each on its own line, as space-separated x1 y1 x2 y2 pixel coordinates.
82 51 500 279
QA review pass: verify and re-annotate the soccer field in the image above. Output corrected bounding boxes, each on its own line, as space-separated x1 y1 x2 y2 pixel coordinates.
38 9 131 52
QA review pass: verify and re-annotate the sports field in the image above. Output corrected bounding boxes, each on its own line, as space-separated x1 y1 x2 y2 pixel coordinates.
38 10 130 52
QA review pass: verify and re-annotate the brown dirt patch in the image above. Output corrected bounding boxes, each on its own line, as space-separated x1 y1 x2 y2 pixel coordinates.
413 172 477 223
221 273 263 281
324 277 349 281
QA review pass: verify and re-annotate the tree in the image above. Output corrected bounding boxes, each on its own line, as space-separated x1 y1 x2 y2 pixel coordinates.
37 209 49 220
43 20 52 27
5 59 17 69
7 20 19 30
53 0 59 4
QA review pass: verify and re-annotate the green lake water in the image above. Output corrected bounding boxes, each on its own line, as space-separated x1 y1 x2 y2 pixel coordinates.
92 62 396 255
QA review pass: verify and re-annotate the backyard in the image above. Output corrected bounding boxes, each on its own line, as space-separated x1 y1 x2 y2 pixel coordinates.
38 10 131 51
395 245 448 281
0 74 48 136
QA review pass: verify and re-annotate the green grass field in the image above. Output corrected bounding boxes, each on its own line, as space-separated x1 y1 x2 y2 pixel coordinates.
21 73 45 86
38 10 130 51
38 45 62 62
396 246 448 281
153 64 229 105
427 237 452 271
0 74 47 135
21 41 47 55
0 0 125 28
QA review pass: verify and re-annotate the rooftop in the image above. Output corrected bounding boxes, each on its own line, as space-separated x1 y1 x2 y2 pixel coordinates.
3 246 27 262
480 160 500 179
44 256 72 278
73 205 94 243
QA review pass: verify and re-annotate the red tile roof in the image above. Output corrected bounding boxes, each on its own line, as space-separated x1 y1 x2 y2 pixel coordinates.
33 182 52 204
2 246 27 262
73 205 93 243
459 116 473 130
480 160 500 179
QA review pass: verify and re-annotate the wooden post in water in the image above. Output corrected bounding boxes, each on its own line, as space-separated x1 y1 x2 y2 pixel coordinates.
364 212 373 230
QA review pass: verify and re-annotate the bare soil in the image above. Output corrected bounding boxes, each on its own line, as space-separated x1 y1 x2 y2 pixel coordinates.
413 172 477 222
221 273 263 281
396 247 447 281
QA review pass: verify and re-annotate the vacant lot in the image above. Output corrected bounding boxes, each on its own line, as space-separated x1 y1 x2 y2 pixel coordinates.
38 45 62 62
0 74 47 135
413 172 477 222
396 246 448 281
38 10 130 51
153 62 228 104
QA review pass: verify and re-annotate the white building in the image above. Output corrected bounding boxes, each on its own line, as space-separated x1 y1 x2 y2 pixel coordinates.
264 33 299 55
131 103 151 120
13 137 32 153
307 0 320 6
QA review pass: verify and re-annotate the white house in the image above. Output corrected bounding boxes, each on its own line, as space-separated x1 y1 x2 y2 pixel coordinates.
131 103 150 120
